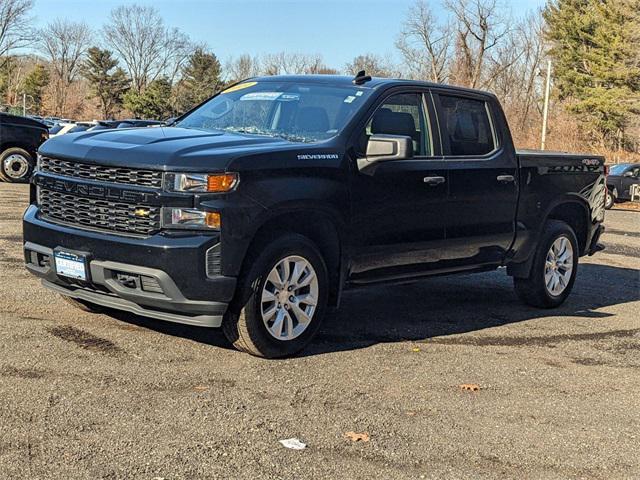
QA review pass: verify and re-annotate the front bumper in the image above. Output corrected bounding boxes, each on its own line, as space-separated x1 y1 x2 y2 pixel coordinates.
23 205 237 327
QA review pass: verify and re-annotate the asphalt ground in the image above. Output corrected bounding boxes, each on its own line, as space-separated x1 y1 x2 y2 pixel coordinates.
0 183 638 479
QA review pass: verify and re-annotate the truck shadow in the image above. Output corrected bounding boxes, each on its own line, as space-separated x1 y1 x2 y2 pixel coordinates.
109 262 639 356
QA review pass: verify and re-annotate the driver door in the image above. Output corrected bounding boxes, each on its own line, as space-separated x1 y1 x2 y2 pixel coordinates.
348 90 449 282
621 166 640 199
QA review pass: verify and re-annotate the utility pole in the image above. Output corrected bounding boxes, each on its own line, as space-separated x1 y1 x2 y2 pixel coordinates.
23 93 26 116
541 60 552 150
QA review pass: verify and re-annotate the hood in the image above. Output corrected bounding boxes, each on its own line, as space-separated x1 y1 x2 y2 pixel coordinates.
1 112 48 130
38 126 296 171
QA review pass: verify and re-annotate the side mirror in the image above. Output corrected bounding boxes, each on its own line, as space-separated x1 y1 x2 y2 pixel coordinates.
357 134 413 173
623 170 634 177
164 117 177 126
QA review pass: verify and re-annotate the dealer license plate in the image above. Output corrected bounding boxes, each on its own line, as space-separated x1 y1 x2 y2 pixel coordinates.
54 250 87 281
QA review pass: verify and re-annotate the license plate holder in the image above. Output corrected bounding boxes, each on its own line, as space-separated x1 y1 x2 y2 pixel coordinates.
53 248 89 281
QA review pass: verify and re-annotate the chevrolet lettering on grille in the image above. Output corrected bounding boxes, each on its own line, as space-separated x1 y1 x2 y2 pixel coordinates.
36 175 156 204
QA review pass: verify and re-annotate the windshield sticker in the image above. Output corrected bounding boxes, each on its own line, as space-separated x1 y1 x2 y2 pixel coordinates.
279 93 300 101
240 91 283 101
221 81 257 94
297 153 340 160
344 95 356 104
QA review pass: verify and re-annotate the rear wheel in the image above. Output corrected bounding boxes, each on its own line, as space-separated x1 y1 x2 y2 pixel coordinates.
222 234 328 358
0 148 33 183
514 220 579 308
605 187 617 209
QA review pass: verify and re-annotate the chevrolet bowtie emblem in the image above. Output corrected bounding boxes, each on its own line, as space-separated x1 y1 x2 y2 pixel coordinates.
133 208 150 217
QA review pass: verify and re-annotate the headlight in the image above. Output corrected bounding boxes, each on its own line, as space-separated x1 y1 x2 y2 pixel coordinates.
164 172 238 193
161 208 221 230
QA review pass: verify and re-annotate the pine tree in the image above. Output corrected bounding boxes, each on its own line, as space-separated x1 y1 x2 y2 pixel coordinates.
174 48 222 113
544 0 640 150
22 64 50 114
82 47 130 119
123 77 173 119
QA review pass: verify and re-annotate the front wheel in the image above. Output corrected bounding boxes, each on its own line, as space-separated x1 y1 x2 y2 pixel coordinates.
514 220 579 308
0 148 34 183
604 187 616 209
222 234 329 358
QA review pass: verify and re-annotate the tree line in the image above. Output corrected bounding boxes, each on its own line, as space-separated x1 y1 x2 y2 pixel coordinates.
0 0 638 157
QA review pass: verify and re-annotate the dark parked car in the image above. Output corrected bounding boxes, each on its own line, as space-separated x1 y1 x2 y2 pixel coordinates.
605 163 640 208
0 113 49 182
23 74 606 357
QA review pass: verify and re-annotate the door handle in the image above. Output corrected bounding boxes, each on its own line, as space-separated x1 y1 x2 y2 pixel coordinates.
497 174 515 183
423 176 446 186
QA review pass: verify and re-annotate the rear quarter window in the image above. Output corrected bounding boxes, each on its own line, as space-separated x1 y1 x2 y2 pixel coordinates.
439 95 496 156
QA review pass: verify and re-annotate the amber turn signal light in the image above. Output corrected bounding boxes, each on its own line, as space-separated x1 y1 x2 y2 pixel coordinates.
207 173 238 192
205 212 221 229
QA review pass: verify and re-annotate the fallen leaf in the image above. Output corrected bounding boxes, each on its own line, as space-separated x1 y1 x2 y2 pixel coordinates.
459 383 480 392
406 411 417 416
193 385 208 391
279 438 306 450
344 431 370 442
411 347 421 352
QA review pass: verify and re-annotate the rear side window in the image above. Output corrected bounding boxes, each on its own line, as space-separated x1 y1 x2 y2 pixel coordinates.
439 95 495 156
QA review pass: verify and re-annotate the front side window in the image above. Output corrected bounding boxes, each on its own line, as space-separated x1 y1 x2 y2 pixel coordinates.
177 81 372 143
365 93 431 156
439 95 496 156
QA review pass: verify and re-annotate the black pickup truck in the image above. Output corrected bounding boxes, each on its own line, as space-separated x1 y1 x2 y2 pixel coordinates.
0 112 49 182
23 74 606 357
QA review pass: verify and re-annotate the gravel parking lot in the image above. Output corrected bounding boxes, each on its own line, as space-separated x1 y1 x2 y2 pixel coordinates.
1 183 638 479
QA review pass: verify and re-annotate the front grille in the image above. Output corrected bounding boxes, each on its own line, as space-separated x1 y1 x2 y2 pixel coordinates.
39 157 163 188
38 189 161 236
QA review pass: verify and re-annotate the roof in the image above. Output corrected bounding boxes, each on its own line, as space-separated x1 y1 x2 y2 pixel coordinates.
252 74 496 97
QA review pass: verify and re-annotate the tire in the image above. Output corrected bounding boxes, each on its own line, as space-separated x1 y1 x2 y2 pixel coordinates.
222 233 329 358
514 220 579 309
605 187 616 209
60 295 105 313
0 147 34 183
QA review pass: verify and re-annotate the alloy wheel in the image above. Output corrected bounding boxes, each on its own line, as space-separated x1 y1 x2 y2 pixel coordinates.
2 154 30 180
260 255 319 341
544 236 574 296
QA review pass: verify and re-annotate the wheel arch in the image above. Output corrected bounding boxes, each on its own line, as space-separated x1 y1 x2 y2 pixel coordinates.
544 197 590 255
508 195 591 278
240 207 346 307
0 142 37 159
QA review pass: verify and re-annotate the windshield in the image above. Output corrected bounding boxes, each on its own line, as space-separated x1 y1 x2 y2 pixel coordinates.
609 164 630 175
176 81 372 143
49 124 64 134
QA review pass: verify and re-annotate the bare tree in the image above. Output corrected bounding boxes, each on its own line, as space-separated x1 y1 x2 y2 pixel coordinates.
260 52 327 75
395 0 451 82
103 5 192 93
224 54 261 83
0 0 34 69
39 19 91 115
445 0 510 88
345 53 399 78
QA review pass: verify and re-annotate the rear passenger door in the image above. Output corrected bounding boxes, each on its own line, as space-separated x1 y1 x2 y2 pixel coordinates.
432 91 518 266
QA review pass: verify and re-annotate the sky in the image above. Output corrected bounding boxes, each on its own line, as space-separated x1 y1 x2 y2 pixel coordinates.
29 0 547 68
